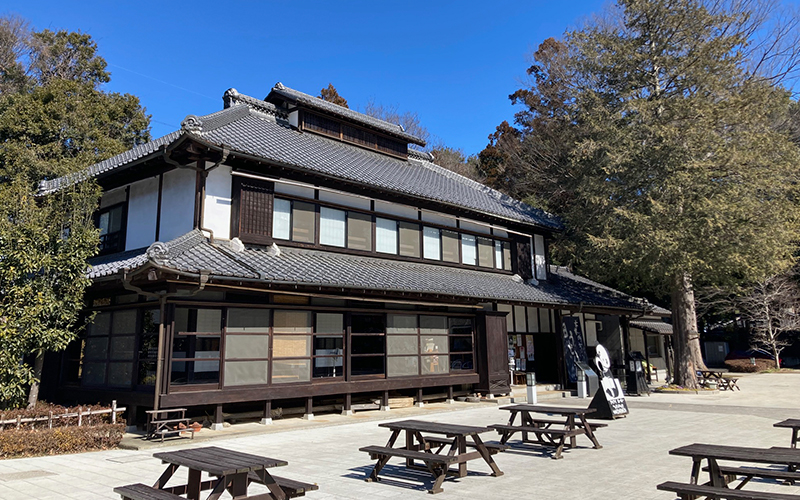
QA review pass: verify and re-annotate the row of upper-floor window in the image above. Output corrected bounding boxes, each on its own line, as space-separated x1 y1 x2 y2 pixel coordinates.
272 197 514 270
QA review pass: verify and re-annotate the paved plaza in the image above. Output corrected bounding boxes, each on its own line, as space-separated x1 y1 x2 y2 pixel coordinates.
0 373 798 499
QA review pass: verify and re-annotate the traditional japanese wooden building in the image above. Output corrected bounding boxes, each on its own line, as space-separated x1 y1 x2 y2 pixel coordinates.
39 83 668 425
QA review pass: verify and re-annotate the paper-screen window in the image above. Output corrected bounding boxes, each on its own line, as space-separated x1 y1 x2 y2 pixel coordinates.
376 217 398 254
272 198 291 240
461 234 477 265
423 227 441 260
320 207 346 247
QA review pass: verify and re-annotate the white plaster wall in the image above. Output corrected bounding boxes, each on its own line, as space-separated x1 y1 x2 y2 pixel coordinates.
100 187 126 209
460 220 491 234
203 166 232 240
275 181 315 199
421 211 457 227
125 177 159 250
159 168 196 242
375 200 418 219
318 190 371 211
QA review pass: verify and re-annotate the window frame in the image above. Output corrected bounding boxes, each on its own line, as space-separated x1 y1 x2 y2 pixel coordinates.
95 202 127 256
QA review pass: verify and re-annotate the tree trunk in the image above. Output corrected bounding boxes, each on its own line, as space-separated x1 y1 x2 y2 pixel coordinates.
26 350 44 409
672 271 700 388
773 346 781 369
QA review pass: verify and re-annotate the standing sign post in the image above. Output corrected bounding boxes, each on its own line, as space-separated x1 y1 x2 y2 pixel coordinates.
588 344 629 419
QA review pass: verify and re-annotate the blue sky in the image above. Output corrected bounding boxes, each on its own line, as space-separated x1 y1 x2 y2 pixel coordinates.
9 1 607 156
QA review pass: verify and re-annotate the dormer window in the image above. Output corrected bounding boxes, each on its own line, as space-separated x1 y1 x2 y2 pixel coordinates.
96 203 126 255
300 111 408 159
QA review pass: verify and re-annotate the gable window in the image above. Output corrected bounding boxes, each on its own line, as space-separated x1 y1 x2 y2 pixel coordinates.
461 234 477 265
320 207 346 247
376 217 398 254
97 204 125 255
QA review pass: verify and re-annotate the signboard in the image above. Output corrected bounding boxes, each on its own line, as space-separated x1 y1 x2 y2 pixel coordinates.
526 336 535 361
561 316 588 383
588 344 629 419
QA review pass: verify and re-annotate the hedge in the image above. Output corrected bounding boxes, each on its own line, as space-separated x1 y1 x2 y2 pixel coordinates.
724 358 776 373
0 423 125 458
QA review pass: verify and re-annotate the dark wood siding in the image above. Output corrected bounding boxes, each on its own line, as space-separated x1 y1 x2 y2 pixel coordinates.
231 176 274 245
475 311 510 395
513 234 532 280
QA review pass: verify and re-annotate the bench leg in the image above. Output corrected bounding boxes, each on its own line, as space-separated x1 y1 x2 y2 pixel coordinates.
426 464 446 494
366 455 391 483
580 416 603 450
472 435 503 477
551 435 567 460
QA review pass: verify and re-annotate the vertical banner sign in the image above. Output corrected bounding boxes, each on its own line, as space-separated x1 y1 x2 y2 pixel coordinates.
588 343 629 419
561 316 588 383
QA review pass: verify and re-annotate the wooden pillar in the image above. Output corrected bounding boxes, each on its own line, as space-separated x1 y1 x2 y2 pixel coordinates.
447 386 455 404
303 397 314 420
261 401 272 425
211 404 224 431
416 388 424 408
475 311 511 396
380 391 390 412
643 331 653 383
342 393 353 416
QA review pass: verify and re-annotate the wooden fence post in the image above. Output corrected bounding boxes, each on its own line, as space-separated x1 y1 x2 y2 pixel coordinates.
16 415 21 429
48 411 53 429
111 400 117 424
78 407 82 427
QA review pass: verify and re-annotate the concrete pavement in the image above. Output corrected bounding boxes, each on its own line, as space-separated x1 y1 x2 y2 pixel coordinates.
0 372 798 499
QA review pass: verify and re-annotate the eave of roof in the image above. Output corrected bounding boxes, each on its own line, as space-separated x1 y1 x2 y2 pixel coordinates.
630 319 673 335
89 231 652 313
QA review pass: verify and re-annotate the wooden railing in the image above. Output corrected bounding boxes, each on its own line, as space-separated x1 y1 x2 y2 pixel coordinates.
0 400 126 430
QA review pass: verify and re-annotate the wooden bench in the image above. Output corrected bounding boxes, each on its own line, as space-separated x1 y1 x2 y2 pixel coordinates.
360 445 458 493
702 465 800 487
524 418 609 429
145 409 194 442
657 480 800 500
114 483 185 500
245 471 320 498
421 436 508 454
488 424 585 459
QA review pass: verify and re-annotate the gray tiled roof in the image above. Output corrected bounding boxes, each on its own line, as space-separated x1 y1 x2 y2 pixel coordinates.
42 89 562 230
630 319 673 335
267 82 426 146
39 131 183 195
90 230 651 311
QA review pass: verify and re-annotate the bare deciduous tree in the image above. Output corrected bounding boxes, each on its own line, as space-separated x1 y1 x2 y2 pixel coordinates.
738 271 800 369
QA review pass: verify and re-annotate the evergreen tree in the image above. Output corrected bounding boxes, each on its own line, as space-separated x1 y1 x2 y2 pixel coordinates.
485 0 800 387
318 83 349 108
0 18 150 408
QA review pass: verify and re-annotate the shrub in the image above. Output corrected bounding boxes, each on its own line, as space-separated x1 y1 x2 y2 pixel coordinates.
0 423 125 458
724 358 776 373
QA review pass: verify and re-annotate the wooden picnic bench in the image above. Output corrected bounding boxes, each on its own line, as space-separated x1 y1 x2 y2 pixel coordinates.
667 443 800 496
116 445 317 500
489 404 604 459
657 480 800 500
697 370 741 391
360 419 504 494
774 419 800 450
145 408 196 442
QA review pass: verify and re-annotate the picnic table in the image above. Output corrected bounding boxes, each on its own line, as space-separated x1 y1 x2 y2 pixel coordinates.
145 408 196 442
775 419 800 450
360 419 505 494
659 443 800 499
114 446 318 500
489 404 605 459
697 370 740 391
